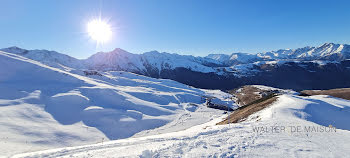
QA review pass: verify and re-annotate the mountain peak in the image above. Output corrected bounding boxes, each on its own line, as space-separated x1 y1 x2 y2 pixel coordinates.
0 46 28 54
91 48 133 58
111 48 128 53
6 46 25 50
320 42 336 47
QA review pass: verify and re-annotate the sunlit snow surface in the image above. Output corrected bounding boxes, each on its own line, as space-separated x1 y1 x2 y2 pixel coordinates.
0 51 234 156
13 95 350 158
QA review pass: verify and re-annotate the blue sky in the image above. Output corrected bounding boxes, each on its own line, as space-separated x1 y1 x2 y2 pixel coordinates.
1 0 350 58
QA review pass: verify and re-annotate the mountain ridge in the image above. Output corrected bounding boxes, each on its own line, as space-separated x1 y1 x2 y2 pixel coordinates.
2 42 350 91
3 43 350 66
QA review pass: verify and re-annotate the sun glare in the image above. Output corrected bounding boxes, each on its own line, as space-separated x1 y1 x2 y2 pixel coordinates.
87 19 112 43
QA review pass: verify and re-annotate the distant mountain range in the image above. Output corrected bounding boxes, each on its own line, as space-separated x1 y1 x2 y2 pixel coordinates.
207 43 350 64
2 42 350 90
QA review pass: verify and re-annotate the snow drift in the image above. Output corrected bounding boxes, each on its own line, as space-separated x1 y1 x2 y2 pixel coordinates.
13 94 350 158
0 51 234 156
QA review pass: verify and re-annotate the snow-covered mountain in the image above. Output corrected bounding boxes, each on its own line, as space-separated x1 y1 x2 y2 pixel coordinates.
0 47 222 75
2 43 350 73
206 43 350 64
206 52 259 65
84 48 221 75
2 43 350 91
0 46 85 70
84 48 146 73
257 43 350 61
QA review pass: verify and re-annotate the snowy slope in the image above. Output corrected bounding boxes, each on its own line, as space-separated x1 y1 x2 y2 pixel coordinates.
0 46 84 71
13 94 350 158
0 51 235 157
223 59 344 77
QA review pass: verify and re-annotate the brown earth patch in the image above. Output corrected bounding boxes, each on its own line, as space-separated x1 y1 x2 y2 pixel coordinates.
229 85 277 107
217 94 278 125
229 86 263 106
300 88 350 100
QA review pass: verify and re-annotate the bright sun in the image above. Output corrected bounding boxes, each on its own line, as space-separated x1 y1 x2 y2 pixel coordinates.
87 19 112 43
